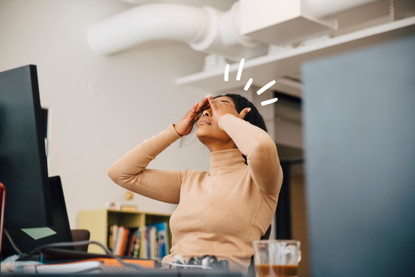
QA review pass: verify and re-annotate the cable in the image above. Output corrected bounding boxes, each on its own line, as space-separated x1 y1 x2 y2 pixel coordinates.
4 229 25 256
4 234 151 273
28 241 151 272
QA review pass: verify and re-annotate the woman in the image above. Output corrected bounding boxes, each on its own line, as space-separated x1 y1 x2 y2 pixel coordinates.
108 94 283 272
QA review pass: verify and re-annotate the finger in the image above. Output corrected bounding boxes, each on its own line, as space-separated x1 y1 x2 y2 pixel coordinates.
239 107 251 119
186 103 199 121
201 95 210 104
200 101 210 112
206 95 215 110
196 102 211 117
195 100 207 115
196 97 210 112
188 102 197 117
196 102 207 113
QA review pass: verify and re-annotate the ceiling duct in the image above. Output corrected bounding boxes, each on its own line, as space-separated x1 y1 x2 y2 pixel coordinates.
87 0 384 60
87 1 268 61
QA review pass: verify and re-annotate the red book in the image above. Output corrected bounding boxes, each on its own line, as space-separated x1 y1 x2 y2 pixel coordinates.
118 228 129 256
128 230 137 257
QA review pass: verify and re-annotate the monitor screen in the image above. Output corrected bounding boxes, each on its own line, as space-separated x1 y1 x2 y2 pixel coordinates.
0 65 53 228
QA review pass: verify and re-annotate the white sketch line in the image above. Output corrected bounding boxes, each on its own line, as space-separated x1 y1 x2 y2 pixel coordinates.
257 80 276 95
261 97 278 106
236 58 244 81
221 60 279 107
224 64 229 82
244 78 253 91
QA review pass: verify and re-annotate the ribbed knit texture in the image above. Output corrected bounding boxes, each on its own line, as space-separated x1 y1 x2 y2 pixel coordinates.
108 114 283 272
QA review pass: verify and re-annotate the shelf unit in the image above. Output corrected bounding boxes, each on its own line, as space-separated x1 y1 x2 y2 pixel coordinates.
176 16 415 93
78 209 171 254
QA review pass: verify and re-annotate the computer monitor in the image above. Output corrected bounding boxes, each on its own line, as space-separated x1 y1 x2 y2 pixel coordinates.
0 65 53 228
1 176 74 258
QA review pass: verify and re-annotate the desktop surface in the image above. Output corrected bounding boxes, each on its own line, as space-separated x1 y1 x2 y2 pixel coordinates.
3 251 243 277
1 268 244 277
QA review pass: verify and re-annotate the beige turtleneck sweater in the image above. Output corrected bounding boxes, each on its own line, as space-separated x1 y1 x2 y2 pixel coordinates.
108 114 283 272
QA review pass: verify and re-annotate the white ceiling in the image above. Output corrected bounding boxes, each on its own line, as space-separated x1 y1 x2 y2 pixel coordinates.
118 0 237 11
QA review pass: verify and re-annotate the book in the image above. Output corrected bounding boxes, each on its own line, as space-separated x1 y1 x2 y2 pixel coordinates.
111 225 119 253
24 261 101 274
146 222 169 262
132 228 141 258
124 227 137 257
114 226 125 256
149 226 157 260
119 228 129 256
107 225 114 252
24 258 156 274
127 228 138 257
141 226 147 259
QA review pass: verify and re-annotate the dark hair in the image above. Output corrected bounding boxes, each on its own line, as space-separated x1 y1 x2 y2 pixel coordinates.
179 94 269 164
214 93 268 164
214 94 267 133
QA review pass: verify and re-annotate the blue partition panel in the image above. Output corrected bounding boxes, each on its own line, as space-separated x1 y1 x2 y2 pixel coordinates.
302 33 415 277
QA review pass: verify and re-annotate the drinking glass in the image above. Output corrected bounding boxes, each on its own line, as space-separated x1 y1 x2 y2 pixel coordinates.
253 240 301 277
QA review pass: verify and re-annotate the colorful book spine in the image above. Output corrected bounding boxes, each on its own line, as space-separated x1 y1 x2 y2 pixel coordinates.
145 222 169 262
141 226 147 259
107 223 169 260
127 229 136 257
132 228 141 258
114 226 124 256
119 228 129 256
107 225 114 252
111 225 119 253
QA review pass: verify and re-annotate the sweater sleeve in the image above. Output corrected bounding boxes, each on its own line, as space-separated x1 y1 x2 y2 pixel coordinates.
108 124 185 204
218 114 283 195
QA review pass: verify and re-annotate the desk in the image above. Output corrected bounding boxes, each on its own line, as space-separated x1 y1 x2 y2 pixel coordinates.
1 270 244 277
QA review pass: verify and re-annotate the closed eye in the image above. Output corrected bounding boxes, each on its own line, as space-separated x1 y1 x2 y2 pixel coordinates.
211 99 231 105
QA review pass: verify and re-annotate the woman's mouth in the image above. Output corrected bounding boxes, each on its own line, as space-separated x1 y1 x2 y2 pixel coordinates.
199 119 211 125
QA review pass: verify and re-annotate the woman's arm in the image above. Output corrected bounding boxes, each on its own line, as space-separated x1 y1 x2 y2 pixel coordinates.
108 124 185 204
108 97 211 204
206 95 282 196
219 114 283 195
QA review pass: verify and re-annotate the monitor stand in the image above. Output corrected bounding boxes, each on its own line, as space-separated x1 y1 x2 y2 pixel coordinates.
1 176 74 259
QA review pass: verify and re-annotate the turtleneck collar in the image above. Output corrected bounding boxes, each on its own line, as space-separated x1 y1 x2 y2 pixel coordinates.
209 148 246 175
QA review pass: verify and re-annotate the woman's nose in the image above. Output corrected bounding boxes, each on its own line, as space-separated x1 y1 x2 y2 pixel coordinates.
202 109 211 117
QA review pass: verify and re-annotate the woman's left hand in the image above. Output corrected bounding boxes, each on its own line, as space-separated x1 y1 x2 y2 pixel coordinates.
207 95 251 121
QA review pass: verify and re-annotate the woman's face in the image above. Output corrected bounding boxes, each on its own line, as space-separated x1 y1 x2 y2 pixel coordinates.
195 96 238 147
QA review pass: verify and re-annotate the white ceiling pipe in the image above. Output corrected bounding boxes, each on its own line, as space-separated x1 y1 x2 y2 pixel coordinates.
88 0 382 60
87 1 267 61
87 4 208 55
190 2 268 61
219 1 258 49
305 0 382 18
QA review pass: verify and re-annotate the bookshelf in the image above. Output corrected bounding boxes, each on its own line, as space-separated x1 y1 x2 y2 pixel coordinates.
78 209 171 256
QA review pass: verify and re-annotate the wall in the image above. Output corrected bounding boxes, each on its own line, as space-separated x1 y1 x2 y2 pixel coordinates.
0 0 211 228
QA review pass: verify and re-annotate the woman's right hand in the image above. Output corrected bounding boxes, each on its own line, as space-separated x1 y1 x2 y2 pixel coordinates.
174 95 211 136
